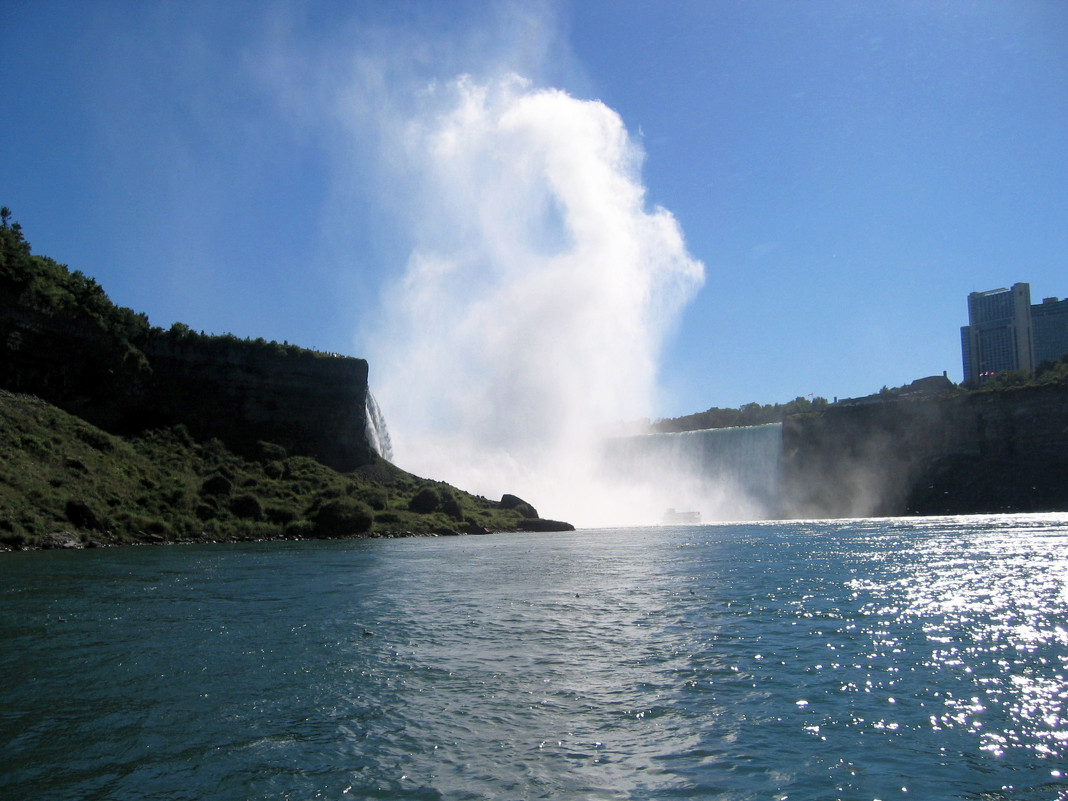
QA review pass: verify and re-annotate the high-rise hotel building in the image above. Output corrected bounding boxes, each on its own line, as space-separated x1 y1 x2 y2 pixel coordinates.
961 282 1068 384
1032 295 1068 366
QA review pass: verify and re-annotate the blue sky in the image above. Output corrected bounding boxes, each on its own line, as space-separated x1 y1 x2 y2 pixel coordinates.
3 0 1067 422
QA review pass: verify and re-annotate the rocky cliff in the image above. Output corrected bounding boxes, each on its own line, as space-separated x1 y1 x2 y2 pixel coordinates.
1 293 375 472
140 337 374 471
780 382 1068 517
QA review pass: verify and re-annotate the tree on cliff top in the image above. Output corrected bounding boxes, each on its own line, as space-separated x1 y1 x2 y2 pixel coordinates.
0 206 33 284
653 395 830 433
1 208 329 365
1 208 153 349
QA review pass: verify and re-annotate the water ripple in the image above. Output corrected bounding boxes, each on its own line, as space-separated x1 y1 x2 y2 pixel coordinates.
1 518 1067 799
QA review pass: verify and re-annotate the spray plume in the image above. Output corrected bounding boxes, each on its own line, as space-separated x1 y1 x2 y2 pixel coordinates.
370 75 705 526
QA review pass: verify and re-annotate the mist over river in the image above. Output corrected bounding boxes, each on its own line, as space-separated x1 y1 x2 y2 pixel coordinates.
3 515 1067 800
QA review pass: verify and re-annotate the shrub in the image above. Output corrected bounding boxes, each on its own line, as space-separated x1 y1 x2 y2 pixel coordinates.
0 530 27 549
164 487 187 507
17 434 52 455
314 498 373 536
265 504 297 524
170 516 203 540
256 441 288 462
408 487 440 514
358 487 389 510
169 424 195 447
228 519 278 541
441 495 464 521
75 426 113 452
65 498 102 530
230 493 264 521
200 474 232 496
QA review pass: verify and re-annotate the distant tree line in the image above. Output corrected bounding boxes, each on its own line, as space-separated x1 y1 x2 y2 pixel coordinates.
962 356 1068 392
1 206 151 350
652 395 831 434
159 321 334 361
656 360 1068 434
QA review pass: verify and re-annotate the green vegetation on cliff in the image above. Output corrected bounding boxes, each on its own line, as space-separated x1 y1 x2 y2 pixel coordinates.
967 357 1068 390
1 208 150 347
652 395 831 433
0 389 556 550
655 363 1068 437
0 205 337 364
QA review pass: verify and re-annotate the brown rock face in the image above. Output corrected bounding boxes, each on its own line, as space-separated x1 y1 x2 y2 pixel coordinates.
780 382 1068 518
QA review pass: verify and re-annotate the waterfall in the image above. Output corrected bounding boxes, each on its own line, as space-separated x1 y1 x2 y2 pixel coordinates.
602 423 783 522
365 390 393 461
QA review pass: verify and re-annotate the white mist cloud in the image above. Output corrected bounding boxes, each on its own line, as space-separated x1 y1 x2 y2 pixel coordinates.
369 74 706 526
244 4 708 525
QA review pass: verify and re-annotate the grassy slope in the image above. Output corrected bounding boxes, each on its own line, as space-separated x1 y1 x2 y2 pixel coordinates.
0 390 547 550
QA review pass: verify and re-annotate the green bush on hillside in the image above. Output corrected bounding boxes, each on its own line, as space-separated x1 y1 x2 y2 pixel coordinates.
408 487 441 514
314 498 374 537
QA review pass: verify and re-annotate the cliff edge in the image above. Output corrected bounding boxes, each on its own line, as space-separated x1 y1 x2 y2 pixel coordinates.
780 381 1068 517
0 214 373 471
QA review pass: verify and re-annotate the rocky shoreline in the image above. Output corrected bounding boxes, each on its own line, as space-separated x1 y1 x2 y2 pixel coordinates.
10 518 576 552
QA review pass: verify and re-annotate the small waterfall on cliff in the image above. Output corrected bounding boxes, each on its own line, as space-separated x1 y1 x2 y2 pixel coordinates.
365 390 393 461
602 423 783 522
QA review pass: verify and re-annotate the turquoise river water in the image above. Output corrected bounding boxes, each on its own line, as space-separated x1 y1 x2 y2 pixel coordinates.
2 515 1067 800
